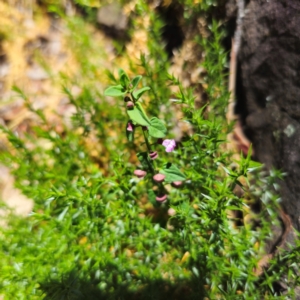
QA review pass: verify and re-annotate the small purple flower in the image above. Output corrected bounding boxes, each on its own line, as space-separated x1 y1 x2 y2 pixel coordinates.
133 169 147 178
153 173 165 183
156 194 167 202
127 121 134 132
162 139 176 152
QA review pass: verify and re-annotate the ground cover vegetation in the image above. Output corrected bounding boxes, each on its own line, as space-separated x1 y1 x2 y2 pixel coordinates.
0 0 300 299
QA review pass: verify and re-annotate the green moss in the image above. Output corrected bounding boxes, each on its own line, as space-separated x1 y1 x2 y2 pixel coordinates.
0 1 299 299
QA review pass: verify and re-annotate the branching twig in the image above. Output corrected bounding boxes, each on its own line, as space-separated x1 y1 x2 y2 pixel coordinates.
227 0 251 156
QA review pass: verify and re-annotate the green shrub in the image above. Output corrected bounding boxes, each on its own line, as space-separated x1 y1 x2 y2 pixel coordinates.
0 1 299 299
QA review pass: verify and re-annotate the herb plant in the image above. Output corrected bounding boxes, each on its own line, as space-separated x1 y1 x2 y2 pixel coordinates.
104 69 186 206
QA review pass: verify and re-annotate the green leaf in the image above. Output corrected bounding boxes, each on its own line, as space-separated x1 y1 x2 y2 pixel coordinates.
104 85 126 97
133 86 150 100
201 193 214 201
119 69 130 88
127 103 151 126
57 206 69 221
131 75 142 90
226 205 242 211
192 267 199 277
126 121 134 142
148 117 167 138
147 189 157 206
136 102 151 123
105 69 117 83
160 163 186 183
12 85 26 99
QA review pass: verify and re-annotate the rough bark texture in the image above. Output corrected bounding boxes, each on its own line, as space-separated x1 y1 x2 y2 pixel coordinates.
237 0 300 231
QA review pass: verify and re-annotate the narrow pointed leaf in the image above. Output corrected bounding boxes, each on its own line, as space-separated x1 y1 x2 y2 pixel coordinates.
131 75 142 90
57 206 69 221
118 69 130 88
133 86 150 100
148 189 157 206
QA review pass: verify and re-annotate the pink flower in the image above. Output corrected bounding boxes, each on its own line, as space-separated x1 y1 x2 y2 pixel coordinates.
156 194 167 202
153 173 165 183
133 169 147 178
127 121 134 132
149 151 158 160
127 101 134 109
171 181 183 188
162 139 176 152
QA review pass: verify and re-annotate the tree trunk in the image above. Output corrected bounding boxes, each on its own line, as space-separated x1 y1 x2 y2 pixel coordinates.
236 0 300 294
238 0 300 230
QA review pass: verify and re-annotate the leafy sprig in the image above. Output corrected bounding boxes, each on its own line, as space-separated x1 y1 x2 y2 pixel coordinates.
104 69 186 203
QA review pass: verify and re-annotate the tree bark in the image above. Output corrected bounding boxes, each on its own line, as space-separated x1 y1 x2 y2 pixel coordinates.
238 0 300 231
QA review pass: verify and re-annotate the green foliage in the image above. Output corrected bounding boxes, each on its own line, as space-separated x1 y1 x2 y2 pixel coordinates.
126 103 151 127
148 117 167 138
0 1 299 299
104 85 126 97
159 163 186 183
105 69 183 202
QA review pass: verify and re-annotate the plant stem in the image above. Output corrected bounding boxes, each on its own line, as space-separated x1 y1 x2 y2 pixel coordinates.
142 129 151 152
142 128 156 174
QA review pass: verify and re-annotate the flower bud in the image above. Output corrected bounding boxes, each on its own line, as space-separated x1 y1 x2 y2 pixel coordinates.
124 96 131 102
133 169 147 178
168 208 176 216
153 173 165 183
156 194 167 202
127 121 134 132
127 101 134 109
171 181 183 188
149 151 158 160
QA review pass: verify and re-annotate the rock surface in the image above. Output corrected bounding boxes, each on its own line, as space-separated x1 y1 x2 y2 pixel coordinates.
97 3 127 30
238 0 300 231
